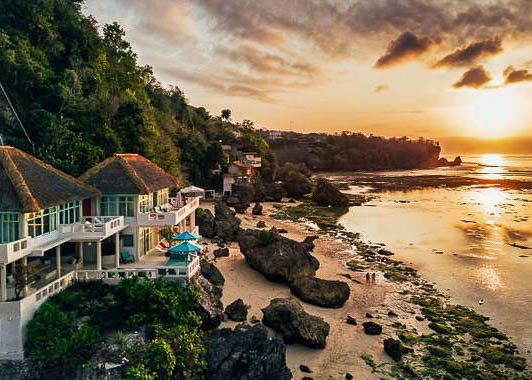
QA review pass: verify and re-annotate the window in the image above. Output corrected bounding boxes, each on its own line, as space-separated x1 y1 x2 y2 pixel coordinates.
139 194 153 214
28 206 58 237
59 201 80 225
0 213 20 243
122 234 134 247
139 228 153 256
101 196 135 217
157 189 169 207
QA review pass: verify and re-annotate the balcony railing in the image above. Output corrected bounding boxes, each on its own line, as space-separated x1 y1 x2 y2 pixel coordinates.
0 237 31 264
59 216 125 240
136 197 200 227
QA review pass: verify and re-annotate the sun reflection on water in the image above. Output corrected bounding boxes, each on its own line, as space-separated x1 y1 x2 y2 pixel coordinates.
475 265 503 291
471 187 509 216
477 154 507 180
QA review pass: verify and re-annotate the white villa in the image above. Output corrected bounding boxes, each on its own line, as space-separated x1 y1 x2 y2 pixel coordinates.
0 148 200 360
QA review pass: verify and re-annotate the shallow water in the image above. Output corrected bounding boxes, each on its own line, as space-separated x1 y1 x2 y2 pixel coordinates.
337 154 532 358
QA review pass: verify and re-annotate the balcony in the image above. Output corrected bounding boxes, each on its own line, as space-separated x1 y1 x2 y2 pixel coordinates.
59 216 126 242
0 238 32 264
136 197 200 227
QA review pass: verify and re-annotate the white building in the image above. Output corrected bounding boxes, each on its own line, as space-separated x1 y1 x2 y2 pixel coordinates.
0 148 200 360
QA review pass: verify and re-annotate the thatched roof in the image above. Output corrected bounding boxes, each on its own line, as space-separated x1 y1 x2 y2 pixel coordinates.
0 146 101 213
79 154 180 195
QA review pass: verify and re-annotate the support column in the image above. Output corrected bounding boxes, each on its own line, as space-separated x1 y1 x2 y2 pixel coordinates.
96 241 102 271
1 264 7 302
78 242 84 265
115 233 120 268
22 256 28 297
56 245 61 278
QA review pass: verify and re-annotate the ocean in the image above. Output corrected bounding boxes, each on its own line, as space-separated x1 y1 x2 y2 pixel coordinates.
336 154 532 359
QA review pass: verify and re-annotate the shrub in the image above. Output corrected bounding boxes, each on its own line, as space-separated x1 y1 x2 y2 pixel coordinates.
127 364 156 380
147 338 176 378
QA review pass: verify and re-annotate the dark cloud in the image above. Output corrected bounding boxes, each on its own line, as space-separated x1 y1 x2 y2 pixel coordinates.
374 84 389 93
453 66 492 88
503 65 532 84
374 32 440 69
433 38 503 68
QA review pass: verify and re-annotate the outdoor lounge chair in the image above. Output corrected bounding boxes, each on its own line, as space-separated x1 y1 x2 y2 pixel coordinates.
120 251 135 263
154 239 170 254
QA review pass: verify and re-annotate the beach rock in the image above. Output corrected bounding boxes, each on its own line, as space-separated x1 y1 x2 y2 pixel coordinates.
237 229 320 283
383 338 408 361
290 277 350 308
197 208 215 238
346 315 357 325
415 315 425 321
362 321 382 336
365 312 373 318
252 202 264 215
312 178 349 207
214 247 230 258
261 298 330 348
300 365 312 373
203 323 292 380
388 310 398 317
225 299 249 322
193 274 224 330
438 157 450 167
233 202 250 214
345 373 353 380
250 315 260 324
232 183 256 204
200 260 225 287
257 220 266 228
281 172 313 198
215 201 241 241
452 156 462 166
277 228 288 234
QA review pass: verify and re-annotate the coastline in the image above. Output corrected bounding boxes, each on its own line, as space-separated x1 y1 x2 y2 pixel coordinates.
201 200 530 378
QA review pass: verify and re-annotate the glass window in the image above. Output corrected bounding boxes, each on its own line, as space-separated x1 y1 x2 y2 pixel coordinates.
0 213 20 243
122 234 134 247
139 195 153 214
100 195 135 217
27 206 58 238
59 201 80 225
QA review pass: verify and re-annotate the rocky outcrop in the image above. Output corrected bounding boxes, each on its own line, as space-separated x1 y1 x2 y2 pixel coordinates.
192 274 224 330
214 247 230 258
196 208 215 238
311 178 349 207
201 260 225 287
437 156 462 167
255 181 286 202
237 229 319 283
257 221 266 228
232 183 256 204
203 324 292 380
225 298 249 322
281 172 313 198
261 298 330 348
214 201 241 241
362 321 382 335
452 156 462 166
252 202 263 215
290 278 350 308
383 338 409 361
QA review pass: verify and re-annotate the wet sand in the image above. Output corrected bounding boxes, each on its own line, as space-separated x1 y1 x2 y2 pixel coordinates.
201 202 428 379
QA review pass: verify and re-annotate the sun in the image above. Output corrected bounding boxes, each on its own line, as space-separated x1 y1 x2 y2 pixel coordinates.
467 89 520 139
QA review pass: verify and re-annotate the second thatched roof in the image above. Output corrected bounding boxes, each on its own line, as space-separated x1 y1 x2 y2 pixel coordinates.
79 153 180 195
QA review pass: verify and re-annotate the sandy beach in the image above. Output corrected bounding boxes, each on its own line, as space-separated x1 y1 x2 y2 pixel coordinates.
200 202 431 379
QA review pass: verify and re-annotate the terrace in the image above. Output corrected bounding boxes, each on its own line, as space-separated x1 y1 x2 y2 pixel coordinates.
136 196 200 227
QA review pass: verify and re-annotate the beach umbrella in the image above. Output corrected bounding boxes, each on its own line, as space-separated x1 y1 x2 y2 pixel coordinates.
172 231 199 241
169 241 202 254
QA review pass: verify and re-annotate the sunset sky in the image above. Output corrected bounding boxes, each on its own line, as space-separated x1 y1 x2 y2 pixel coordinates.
84 0 532 142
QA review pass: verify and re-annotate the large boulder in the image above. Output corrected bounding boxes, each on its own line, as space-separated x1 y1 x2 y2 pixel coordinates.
196 208 215 238
281 172 313 198
262 298 330 348
232 183 256 204
203 324 292 380
237 229 319 283
452 156 462 166
201 260 225 286
252 202 263 215
192 274 224 330
312 178 349 207
225 298 249 322
290 278 350 308
262 182 287 202
383 338 409 361
214 247 230 258
215 201 241 241
362 321 382 336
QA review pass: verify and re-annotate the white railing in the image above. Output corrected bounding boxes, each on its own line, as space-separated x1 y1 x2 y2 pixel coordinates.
0 237 31 263
136 197 199 227
59 216 124 239
75 256 200 282
32 271 76 304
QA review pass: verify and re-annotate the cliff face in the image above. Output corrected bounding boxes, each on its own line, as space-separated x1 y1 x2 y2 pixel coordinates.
269 132 442 171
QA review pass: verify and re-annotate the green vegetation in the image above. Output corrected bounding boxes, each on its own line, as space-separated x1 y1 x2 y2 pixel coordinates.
0 0 275 188
270 132 442 171
25 279 205 379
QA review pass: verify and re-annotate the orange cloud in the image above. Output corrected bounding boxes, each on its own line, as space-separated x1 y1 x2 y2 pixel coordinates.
374 32 440 69
453 66 492 88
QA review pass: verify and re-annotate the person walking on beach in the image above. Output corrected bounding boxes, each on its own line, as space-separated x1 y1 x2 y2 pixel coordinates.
366 272 370 284
372 272 376 284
